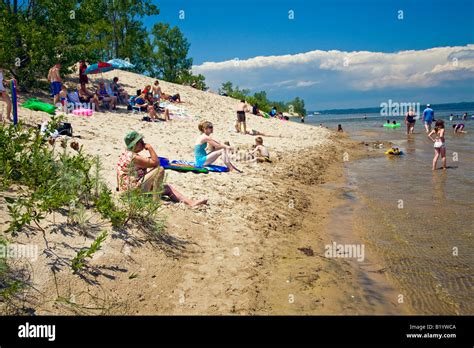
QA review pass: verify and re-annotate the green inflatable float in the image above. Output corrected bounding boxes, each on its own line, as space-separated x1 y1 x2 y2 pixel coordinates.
383 123 401 128
21 98 56 115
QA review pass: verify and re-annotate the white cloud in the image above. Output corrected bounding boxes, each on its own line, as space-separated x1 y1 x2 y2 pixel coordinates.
192 45 474 93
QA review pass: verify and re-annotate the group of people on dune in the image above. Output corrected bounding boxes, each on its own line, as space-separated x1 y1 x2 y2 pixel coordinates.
44 62 182 120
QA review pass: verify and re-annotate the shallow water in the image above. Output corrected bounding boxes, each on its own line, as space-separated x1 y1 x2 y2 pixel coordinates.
304 112 474 314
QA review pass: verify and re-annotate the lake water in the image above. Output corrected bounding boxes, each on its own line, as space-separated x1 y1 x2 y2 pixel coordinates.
301 111 474 314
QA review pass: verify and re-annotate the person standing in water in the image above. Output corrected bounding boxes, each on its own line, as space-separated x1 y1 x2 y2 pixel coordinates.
0 67 12 122
422 104 434 133
404 107 416 134
427 120 446 170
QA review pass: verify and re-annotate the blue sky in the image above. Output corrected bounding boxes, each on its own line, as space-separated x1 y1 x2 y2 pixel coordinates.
145 0 474 110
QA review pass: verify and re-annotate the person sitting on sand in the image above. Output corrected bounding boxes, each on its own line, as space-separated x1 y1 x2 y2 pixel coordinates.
142 85 152 95
337 124 343 132
250 137 271 163
0 67 13 122
195 120 241 172
135 93 169 121
452 123 467 134
111 77 129 104
145 93 170 121
78 84 100 111
59 85 69 106
269 106 277 117
152 80 162 100
96 82 117 110
117 131 207 207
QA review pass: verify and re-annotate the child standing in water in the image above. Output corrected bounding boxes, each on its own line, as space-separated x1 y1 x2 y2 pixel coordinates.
427 120 446 170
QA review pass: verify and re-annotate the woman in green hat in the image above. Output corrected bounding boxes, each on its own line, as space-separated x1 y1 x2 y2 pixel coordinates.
116 131 207 207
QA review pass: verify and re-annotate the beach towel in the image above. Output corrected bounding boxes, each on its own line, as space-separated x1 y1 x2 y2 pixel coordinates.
159 157 208 173
170 159 229 172
159 101 194 121
159 157 229 173
21 98 56 115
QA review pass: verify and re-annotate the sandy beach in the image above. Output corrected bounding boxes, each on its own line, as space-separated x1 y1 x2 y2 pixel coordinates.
0 70 409 315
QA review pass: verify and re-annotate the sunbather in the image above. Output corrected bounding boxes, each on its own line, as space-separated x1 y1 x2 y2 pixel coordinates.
145 94 170 121
116 131 207 207
162 92 181 103
96 82 117 110
195 120 241 172
78 84 100 111
135 93 169 121
111 77 129 104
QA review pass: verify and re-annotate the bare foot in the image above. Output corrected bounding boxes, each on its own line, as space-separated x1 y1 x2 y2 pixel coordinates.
228 163 243 173
189 198 208 207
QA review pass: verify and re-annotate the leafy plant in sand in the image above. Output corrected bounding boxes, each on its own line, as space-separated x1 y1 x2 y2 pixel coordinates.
71 231 108 272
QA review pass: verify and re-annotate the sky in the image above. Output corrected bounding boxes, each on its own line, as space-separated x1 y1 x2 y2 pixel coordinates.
145 0 474 110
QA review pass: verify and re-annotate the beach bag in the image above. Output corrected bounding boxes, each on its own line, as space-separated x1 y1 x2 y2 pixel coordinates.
21 98 56 115
57 123 73 136
37 122 73 137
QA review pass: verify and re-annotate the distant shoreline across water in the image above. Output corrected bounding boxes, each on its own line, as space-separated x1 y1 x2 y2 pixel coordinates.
310 101 474 116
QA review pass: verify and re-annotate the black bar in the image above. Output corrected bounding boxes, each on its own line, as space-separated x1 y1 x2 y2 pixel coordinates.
0 316 472 346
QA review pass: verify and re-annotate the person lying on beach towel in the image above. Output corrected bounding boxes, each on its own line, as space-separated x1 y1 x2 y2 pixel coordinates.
161 92 181 103
250 137 271 163
195 120 241 172
116 131 207 207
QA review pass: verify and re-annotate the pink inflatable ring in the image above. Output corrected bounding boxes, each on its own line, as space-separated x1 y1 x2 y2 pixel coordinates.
72 108 93 116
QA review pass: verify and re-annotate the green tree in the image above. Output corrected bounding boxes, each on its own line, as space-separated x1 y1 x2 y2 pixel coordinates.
178 72 207 90
0 0 159 89
150 23 192 82
219 81 234 95
287 97 306 116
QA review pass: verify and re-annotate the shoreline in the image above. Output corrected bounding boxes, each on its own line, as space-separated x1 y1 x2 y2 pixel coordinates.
250 133 412 314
